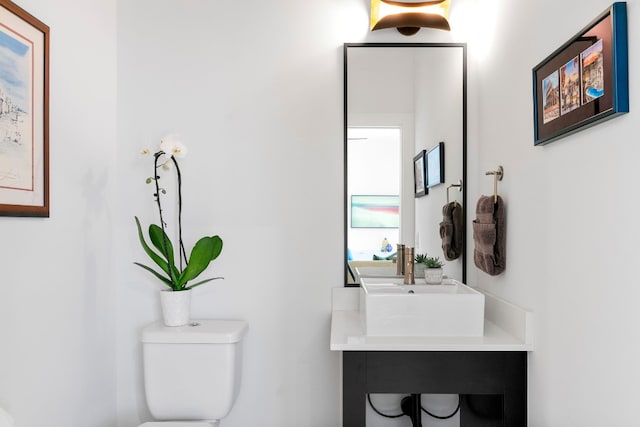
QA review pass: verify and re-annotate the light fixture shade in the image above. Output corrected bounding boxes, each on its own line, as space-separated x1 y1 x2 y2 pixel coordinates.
370 0 451 35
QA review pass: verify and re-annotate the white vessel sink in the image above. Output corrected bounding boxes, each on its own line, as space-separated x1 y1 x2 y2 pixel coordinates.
359 277 485 337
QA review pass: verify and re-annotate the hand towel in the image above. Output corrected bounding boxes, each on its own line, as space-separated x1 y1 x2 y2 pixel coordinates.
0 407 14 427
472 195 506 275
439 201 462 261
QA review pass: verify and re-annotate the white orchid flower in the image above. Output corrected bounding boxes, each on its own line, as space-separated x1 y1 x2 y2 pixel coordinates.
139 135 187 171
161 160 173 171
160 135 188 159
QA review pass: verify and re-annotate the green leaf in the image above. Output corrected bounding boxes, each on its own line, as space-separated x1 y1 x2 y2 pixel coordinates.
134 217 171 276
178 236 223 286
209 235 223 260
133 262 174 288
149 224 174 261
185 276 223 290
148 223 180 283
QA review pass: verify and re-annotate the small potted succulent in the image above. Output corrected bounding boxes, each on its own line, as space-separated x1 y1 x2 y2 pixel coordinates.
423 256 445 284
414 253 428 277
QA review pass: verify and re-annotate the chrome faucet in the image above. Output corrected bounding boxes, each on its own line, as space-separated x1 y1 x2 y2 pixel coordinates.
404 246 414 285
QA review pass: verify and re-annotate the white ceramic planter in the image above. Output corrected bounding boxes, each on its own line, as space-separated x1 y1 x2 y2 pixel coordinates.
414 263 426 278
160 289 192 326
424 267 443 284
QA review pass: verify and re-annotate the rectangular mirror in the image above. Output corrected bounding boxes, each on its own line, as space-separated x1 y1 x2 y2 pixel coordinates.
344 43 467 286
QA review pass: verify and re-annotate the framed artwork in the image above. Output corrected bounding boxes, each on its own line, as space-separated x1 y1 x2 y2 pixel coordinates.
426 141 445 188
413 150 427 198
350 195 400 228
0 0 49 216
532 2 628 146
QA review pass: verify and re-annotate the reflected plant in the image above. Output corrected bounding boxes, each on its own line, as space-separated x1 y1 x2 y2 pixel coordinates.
134 135 223 291
415 253 428 264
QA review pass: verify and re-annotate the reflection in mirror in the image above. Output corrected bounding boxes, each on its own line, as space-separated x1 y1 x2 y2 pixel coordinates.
345 43 467 286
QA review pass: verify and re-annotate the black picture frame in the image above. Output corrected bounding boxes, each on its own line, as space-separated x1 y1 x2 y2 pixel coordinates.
426 142 445 188
532 2 628 146
413 150 427 198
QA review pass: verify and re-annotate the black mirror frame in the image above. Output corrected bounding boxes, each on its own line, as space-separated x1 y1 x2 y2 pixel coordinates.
344 42 467 287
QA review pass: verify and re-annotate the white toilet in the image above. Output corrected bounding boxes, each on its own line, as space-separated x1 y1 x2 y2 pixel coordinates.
138 319 248 427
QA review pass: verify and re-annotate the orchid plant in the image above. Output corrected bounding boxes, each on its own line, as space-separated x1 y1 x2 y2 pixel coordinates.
134 135 223 292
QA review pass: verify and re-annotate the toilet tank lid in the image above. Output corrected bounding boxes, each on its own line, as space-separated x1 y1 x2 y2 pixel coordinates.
141 319 248 344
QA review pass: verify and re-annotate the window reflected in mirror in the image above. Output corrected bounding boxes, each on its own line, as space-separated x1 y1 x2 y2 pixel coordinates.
348 127 401 262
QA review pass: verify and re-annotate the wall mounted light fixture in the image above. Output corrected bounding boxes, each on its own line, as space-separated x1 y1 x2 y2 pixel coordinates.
370 0 451 36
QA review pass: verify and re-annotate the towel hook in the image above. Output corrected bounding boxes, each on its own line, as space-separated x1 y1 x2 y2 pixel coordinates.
485 166 504 203
446 179 463 204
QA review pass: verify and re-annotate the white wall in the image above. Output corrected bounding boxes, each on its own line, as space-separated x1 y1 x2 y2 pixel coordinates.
467 0 640 425
0 0 118 426
115 1 351 426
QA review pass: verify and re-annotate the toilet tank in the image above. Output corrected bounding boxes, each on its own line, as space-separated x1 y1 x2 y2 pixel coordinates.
141 320 248 421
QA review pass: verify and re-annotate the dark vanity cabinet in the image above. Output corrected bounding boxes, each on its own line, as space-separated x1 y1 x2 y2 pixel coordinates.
342 350 527 426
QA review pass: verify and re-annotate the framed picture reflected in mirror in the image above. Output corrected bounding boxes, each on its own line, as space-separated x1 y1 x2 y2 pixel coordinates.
350 195 400 228
413 150 427 198
426 142 445 188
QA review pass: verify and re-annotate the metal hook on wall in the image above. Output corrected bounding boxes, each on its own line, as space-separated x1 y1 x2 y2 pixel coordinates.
485 166 504 203
446 179 463 204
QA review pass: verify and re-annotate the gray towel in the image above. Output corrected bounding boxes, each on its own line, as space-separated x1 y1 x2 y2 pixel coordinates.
439 201 462 261
472 195 506 275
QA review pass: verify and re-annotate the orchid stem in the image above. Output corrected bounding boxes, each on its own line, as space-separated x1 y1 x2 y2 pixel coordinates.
172 156 187 270
153 151 176 289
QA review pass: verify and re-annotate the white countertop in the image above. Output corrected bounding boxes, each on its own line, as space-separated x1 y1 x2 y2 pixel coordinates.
330 287 533 352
